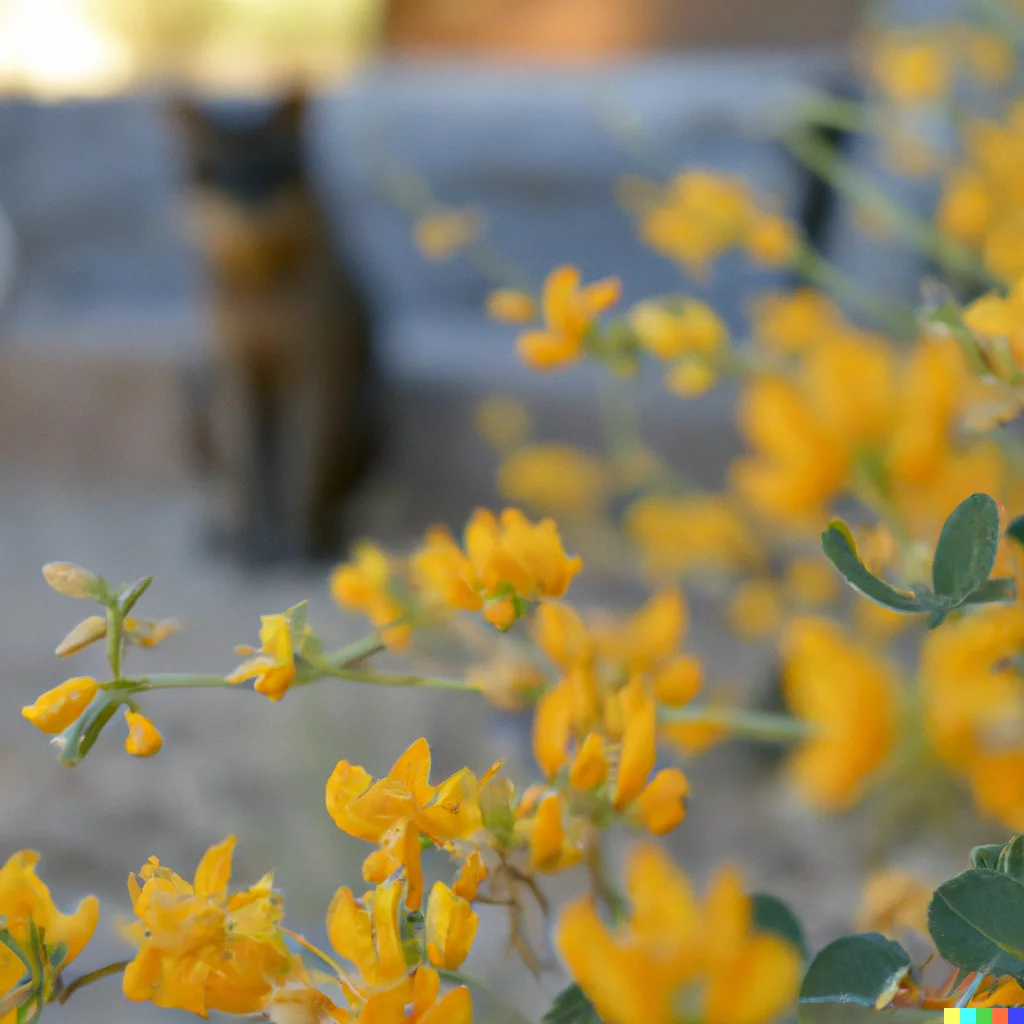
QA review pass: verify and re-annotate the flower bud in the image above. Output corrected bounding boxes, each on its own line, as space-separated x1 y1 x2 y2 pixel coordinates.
42 563 101 600
55 615 108 658
124 711 163 757
22 677 98 734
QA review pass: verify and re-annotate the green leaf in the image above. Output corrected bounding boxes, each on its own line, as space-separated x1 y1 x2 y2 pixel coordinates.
59 696 122 767
285 601 309 651
800 933 911 1008
970 843 1006 871
928 868 1024 980
932 494 1000 606
0 930 31 975
998 837 1024 881
821 523 925 615
118 576 153 616
541 983 603 1024
752 892 808 959
1007 514 1024 550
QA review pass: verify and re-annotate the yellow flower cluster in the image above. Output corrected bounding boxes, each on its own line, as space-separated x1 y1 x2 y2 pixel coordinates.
557 845 802 1024
626 170 799 277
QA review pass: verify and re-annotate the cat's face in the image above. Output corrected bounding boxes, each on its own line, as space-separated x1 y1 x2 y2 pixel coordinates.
172 94 313 284
172 94 306 208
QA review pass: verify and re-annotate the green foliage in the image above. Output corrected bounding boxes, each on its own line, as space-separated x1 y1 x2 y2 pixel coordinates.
822 494 1016 627
59 697 123 767
752 892 808 959
820 522 925 614
799 933 911 1008
928 868 1024 981
542 983 603 1024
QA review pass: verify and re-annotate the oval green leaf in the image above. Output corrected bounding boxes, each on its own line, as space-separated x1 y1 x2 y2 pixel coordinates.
932 493 1000 606
800 933 911 1008
928 868 1024 980
753 892 808 959
821 523 925 614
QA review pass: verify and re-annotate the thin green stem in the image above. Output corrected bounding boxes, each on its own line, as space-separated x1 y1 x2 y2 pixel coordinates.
106 605 122 681
658 706 812 743
795 242 918 338
322 631 386 668
786 129 996 287
57 960 130 1005
318 666 480 693
130 673 234 692
794 90 870 134
955 962 996 1008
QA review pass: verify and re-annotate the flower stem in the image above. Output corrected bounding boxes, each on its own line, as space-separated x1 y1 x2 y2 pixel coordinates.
318 666 481 693
322 632 386 667
658 706 812 743
795 242 918 338
786 129 996 287
57 960 130 1004
130 673 234 691
955 963 996 1009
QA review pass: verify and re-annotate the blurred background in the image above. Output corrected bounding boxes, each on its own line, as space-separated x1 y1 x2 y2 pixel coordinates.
0 1 967 1021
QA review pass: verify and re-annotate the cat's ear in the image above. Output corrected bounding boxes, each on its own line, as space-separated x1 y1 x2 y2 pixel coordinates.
168 96 211 139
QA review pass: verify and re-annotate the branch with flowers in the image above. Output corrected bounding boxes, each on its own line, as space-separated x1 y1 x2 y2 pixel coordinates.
13 3 1024 1023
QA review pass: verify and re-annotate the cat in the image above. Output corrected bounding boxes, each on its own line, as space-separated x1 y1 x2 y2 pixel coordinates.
172 91 379 563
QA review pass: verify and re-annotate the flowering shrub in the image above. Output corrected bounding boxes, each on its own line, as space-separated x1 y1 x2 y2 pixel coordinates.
13 7 1024 1023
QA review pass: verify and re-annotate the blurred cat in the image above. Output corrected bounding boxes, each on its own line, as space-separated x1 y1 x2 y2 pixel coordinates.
173 91 379 563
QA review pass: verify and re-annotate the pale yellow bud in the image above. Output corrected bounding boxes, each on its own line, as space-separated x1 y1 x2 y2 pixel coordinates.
42 562 100 599
55 615 108 658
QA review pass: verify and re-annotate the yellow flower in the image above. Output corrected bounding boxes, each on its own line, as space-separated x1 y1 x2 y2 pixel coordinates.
486 289 537 323
22 676 97 734
516 265 621 371
122 836 292 1016
325 739 486 909
920 604 1024 828
556 845 801 1024
452 850 488 902
782 618 899 811
54 614 107 657
474 394 532 452
0 851 98 1018
748 289 844 355
498 444 608 517
783 556 838 609
612 678 657 810
124 710 163 757
228 614 296 701
630 768 690 835
528 793 585 873
625 494 762 578
727 580 783 639
569 732 609 790
413 207 484 262
966 29 1015 86
123 617 179 648
331 544 410 650
744 213 798 267
413 508 582 628
871 33 951 104
630 298 727 360
325 881 407 990
425 882 478 970
938 168 993 243
855 870 931 939
636 171 756 277
666 359 718 398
